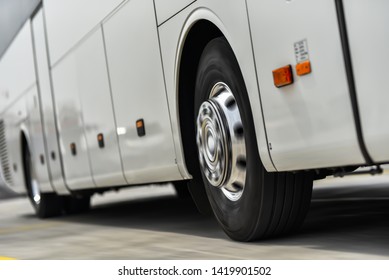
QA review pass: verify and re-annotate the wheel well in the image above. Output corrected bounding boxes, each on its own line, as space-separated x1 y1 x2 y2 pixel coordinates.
178 20 223 175
20 131 29 193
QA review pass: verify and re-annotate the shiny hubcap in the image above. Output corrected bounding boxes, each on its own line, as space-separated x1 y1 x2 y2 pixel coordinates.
196 82 247 201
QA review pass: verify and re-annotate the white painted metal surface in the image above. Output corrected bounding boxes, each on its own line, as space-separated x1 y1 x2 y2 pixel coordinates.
247 0 365 171
51 36 96 190
154 0 195 25
103 0 181 184
25 87 53 193
31 9 67 194
0 20 35 114
43 0 124 66
343 0 389 163
76 29 127 188
158 0 275 173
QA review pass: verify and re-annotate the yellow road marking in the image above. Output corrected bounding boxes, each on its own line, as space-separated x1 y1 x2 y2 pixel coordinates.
0 222 61 235
0 256 16 260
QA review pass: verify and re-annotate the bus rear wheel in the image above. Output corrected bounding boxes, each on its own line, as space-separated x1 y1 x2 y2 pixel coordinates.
23 146 64 218
23 145 91 218
194 37 313 241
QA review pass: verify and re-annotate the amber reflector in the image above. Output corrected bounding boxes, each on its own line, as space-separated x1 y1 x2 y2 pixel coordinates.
296 60 311 76
136 120 144 128
272 65 293 88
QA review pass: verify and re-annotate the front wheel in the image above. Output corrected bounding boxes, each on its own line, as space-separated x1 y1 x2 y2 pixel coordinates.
194 37 313 241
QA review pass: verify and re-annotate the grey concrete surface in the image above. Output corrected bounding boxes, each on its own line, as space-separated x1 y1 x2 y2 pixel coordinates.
1 176 389 260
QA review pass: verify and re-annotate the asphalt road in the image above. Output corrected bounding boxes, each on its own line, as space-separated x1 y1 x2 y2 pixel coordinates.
1 174 389 260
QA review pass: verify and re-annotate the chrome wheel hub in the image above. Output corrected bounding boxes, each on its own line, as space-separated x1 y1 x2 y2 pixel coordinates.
196 82 247 201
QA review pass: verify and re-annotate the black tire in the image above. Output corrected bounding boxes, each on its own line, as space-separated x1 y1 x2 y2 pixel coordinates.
194 37 313 241
23 145 64 218
173 181 192 200
64 195 91 215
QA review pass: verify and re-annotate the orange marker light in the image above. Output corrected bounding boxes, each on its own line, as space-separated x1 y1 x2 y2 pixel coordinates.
136 119 146 137
272 65 293 88
136 120 144 128
296 60 311 76
70 143 77 156
97 133 105 148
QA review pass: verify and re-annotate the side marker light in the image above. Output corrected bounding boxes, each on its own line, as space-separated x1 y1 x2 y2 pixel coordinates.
296 60 311 76
70 143 77 156
97 133 105 148
136 119 146 137
272 65 293 88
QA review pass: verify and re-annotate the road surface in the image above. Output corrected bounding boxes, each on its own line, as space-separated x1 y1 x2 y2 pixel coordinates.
1 174 389 259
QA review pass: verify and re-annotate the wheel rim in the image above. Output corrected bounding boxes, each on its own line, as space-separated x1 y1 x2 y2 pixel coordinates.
196 82 247 201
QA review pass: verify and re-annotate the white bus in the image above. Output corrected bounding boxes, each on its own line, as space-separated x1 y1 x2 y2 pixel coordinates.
0 0 387 241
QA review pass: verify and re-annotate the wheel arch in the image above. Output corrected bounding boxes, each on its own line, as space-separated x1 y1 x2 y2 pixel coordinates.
176 18 228 214
176 14 263 213
20 127 31 194
177 9 275 176
175 7 277 175
178 19 223 177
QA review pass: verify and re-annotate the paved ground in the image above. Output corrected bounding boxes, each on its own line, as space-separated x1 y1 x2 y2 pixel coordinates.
1 174 389 259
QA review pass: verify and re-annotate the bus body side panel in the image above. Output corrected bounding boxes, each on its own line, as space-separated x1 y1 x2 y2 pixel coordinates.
247 0 365 171
0 20 37 193
44 1 134 190
36 8 127 190
157 0 276 173
0 21 36 114
43 0 124 66
103 0 182 184
153 0 196 26
31 9 67 194
25 85 53 193
50 43 96 190
343 0 389 163
75 29 127 188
